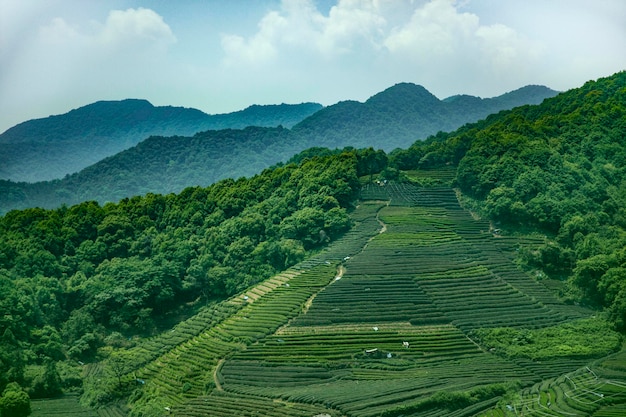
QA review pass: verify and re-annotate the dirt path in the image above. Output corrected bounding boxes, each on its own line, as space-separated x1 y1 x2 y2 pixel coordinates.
213 358 225 391
275 264 346 335
302 265 345 313
377 209 387 234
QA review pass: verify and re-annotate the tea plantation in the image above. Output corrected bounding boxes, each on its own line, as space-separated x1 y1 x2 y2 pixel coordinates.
79 180 626 416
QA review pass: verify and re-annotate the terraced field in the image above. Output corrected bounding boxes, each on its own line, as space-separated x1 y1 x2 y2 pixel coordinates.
104 180 626 416
31 393 126 417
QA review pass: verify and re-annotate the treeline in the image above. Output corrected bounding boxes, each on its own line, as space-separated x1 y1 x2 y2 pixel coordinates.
391 71 626 329
0 148 385 406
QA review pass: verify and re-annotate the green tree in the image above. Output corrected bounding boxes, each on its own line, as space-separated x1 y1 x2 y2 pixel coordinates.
0 383 31 417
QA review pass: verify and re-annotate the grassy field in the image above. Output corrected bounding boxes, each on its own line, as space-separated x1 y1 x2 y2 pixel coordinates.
77 176 626 416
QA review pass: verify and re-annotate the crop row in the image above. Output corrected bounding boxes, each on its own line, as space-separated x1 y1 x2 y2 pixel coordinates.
126 300 243 370
481 353 626 416
173 390 330 417
134 265 338 402
218 324 539 416
292 273 448 326
31 394 99 417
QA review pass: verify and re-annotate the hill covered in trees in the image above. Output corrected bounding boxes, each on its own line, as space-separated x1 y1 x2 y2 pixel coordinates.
291 83 558 151
0 83 557 214
391 70 626 329
0 148 384 408
0 100 322 182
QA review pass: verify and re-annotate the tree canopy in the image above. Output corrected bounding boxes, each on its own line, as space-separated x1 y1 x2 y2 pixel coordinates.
0 148 377 397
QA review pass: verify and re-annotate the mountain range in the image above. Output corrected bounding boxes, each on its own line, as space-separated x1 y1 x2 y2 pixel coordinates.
0 83 558 213
0 100 323 182
292 83 557 151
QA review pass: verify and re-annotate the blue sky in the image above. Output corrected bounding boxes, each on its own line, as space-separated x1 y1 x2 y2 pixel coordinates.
1 0 625 133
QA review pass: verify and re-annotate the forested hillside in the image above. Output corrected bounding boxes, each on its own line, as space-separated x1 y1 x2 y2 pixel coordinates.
291 83 557 151
0 149 387 409
391 71 626 328
0 100 322 182
0 83 557 214
0 127 297 211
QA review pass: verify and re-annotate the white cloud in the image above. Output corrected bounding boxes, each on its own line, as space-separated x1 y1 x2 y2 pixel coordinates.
385 0 479 56
98 8 176 49
0 6 177 132
37 8 176 56
219 0 546 97
220 0 388 66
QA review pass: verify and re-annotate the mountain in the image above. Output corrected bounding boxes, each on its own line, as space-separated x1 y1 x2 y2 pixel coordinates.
291 83 558 151
0 83 558 213
0 100 322 182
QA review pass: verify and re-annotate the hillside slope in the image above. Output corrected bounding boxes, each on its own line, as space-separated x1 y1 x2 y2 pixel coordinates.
291 83 557 151
0 150 372 408
0 100 322 182
392 70 626 330
2 68 626 415
0 83 557 213
93 182 624 417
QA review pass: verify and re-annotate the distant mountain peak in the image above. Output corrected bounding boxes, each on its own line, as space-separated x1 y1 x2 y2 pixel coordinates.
367 82 440 106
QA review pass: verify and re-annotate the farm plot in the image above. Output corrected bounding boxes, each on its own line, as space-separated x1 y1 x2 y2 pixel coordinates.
223 181 620 416
121 202 387 415
214 183 593 416
362 184 586 332
115 179 623 416
494 365 626 417
172 390 334 417
221 325 537 417
31 394 99 417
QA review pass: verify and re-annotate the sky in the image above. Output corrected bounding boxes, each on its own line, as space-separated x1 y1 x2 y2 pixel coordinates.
1 0 625 133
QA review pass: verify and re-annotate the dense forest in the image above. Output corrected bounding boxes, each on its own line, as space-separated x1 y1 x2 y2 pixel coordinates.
0 100 322 183
0 148 386 412
0 83 557 214
391 71 626 328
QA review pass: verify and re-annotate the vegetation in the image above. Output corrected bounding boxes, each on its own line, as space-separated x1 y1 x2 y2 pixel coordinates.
1 72 625 416
390 71 626 331
0 100 322 182
472 318 622 360
0 149 387 406
0 83 556 214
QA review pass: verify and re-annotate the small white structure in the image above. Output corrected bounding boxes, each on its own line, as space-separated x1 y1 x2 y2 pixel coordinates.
372 326 379 331
243 295 249 301
387 353 392 358
402 341 410 348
